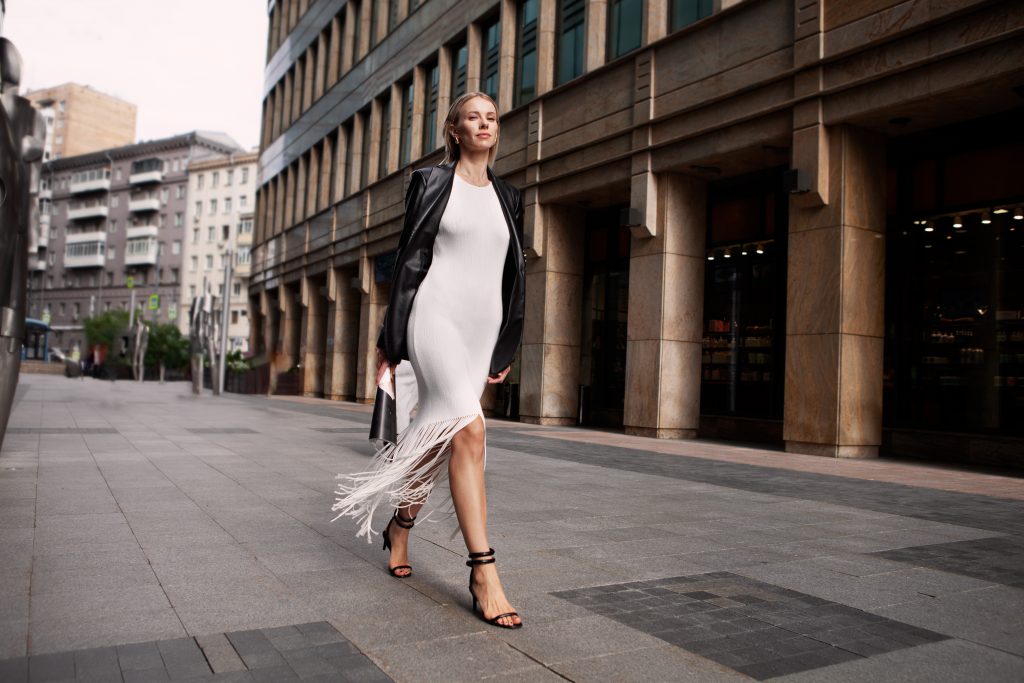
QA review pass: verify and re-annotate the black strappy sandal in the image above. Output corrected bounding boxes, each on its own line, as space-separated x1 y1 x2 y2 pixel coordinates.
382 509 416 578
467 548 522 629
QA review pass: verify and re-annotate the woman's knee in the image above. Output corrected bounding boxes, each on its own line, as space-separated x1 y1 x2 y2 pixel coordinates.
452 417 485 453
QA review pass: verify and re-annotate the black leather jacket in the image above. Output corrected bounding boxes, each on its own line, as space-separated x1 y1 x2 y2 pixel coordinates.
377 160 526 377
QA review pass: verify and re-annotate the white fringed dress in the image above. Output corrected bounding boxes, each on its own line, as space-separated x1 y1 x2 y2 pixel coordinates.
332 174 510 539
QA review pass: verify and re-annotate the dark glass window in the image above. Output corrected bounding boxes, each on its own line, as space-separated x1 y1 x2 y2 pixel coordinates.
701 170 788 420
409 0 421 11
670 0 713 31
608 0 643 60
514 0 538 108
352 1 362 58
399 80 413 166
451 39 468 100
482 16 501 101
360 108 372 187
423 62 439 152
388 0 399 32
369 0 379 47
556 0 585 86
378 95 391 179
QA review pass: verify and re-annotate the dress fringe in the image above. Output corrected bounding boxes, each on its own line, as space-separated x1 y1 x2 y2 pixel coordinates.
331 411 483 541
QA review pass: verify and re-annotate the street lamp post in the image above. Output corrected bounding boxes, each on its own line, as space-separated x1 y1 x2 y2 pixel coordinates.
217 248 232 395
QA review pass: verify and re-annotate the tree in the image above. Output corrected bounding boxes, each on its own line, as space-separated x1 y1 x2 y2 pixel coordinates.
83 310 130 365
145 324 189 383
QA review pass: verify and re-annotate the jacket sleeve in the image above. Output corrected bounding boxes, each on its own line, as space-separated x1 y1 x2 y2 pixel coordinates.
377 171 427 352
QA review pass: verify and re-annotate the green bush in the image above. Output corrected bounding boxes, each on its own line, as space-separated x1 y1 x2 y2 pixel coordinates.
145 324 190 371
83 310 130 364
226 349 249 373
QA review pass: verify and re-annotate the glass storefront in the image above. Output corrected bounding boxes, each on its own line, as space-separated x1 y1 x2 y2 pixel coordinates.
885 111 1024 438
701 169 787 421
579 206 630 428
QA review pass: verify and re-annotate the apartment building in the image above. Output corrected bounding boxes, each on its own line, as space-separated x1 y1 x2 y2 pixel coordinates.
25 83 137 161
32 132 243 352
180 153 259 352
249 0 1024 467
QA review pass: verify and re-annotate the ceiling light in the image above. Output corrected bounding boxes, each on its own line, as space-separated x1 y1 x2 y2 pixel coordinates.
953 215 962 228
924 221 934 233
756 243 765 254
741 247 749 256
981 210 991 225
1014 208 1023 220
707 252 715 261
723 248 732 259
994 208 1009 214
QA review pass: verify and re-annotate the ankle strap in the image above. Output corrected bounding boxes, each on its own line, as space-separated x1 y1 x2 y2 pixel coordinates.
466 548 496 567
393 509 416 529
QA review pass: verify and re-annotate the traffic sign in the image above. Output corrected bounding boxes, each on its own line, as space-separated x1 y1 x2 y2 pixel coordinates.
126 276 134 289
148 294 159 310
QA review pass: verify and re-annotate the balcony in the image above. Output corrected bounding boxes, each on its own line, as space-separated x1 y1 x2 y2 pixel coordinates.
66 230 107 245
70 177 111 194
67 204 109 221
129 169 163 185
125 238 158 266
234 261 251 276
129 197 161 212
38 188 52 200
126 224 159 240
236 231 253 247
64 234 106 269
30 258 46 272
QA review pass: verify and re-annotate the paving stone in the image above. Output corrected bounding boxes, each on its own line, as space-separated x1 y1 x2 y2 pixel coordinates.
156 637 211 679
122 668 171 683
72 646 120 682
223 630 287 670
28 651 75 682
195 633 246 674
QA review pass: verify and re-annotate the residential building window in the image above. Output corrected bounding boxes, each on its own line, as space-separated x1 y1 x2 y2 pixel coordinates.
110 194 119 208
172 240 181 255
106 272 113 286
206 255 213 269
226 169 234 186
399 79 413 166
192 228 200 243
195 201 202 216
239 219 253 234
233 282 242 296
209 199 217 215
241 168 249 184
197 174 204 189
108 220 117 233
46 276 53 289
107 246 115 260
222 225 230 241
48 253 55 266
670 0 712 31
208 226 215 242
224 198 232 213
423 61 439 152
73 302 79 317
481 16 501 101
236 246 252 264
608 0 643 60
171 268 179 284
175 212 183 226
176 185 185 199
190 285 197 298
160 187 169 204
158 214 166 228
212 171 220 188
515 0 539 107
451 38 468 99
104 301 111 312
231 310 239 325
556 0 586 85
114 167 122 180
239 195 248 209
59 303 65 316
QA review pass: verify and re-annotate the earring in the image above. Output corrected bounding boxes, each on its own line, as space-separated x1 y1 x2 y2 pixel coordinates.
454 136 460 144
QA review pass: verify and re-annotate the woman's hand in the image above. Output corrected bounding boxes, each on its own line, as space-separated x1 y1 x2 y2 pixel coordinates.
486 366 511 384
375 348 397 386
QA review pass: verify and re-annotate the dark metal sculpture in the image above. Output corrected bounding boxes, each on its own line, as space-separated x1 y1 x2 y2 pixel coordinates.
0 16 46 446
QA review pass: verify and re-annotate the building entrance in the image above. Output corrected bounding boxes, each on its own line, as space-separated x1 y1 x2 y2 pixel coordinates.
579 206 630 428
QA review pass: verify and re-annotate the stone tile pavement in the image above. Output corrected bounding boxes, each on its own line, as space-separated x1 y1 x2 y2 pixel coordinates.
1 375 1023 681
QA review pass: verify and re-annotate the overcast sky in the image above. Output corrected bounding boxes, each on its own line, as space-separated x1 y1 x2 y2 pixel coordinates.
5 0 268 150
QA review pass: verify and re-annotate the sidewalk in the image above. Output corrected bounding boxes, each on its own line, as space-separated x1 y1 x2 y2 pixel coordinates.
1 374 1023 682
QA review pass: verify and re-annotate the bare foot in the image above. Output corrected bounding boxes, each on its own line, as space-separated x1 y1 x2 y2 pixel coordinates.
470 563 522 627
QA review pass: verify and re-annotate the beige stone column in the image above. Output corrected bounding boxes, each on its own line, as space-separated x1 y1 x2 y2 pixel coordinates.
410 66 425 161
348 113 365 195
261 289 280 394
325 267 360 400
357 0 372 61
387 83 403 173
355 253 388 403
342 1 356 74
327 15 342 85
334 124 349 203
645 0 668 45
585 0 608 72
301 276 327 397
466 23 483 92
498 0 517 113
624 173 706 439
437 45 453 139
314 33 327 100
519 204 585 425
367 98 382 185
784 125 886 458
280 283 302 373
536 0 556 96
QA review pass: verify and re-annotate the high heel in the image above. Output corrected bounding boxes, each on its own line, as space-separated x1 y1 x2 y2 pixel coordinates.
382 509 416 578
466 549 522 629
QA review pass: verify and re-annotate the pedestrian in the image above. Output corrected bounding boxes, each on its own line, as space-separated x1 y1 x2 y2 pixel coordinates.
333 92 525 629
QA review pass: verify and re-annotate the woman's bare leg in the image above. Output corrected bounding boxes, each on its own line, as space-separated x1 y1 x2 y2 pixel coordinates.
449 416 520 627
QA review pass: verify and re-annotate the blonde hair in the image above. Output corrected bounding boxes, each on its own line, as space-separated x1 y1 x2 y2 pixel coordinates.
440 91 500 166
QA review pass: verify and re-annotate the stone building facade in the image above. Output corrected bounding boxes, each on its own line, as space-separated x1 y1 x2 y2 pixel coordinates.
33 133 243 352
180 153 259 352
249 0 1024 467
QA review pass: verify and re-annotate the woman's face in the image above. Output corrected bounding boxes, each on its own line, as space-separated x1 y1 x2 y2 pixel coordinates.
453 97 498 154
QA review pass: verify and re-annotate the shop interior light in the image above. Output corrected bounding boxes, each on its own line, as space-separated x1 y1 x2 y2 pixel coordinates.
741 246 749 256
723 248 733 259
1014 207 1023 220
981 210 991 225
994 208 1009 214
924 221 934 232
953 215 963 228
755 243 765 254
707 251 715 261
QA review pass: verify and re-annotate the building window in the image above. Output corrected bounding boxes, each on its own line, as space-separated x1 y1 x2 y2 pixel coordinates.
175 212 183 226
670 0 712 31
608 0 643 60
110 194 119 208
515 0 538 107
208 226 215 242
481 16 501 101
239 218 253 234
195 201 202 216
224 197 232 213
379 95 391 178
556 0 586 86
176 185 185 199
233 282 242 296
107 246 115 260
231 310 239 325
172 240 181 255
46 276 53 289
190 285 197 298
197 174 204 189
399 80 414 167
158 214 166 228
239 195 248 209
206 255 213 269
108 220 117 233
423 61 439 152
236 246 251 264
192 228 200 244
171 268 179 284
209 199 217 215
160 187 169 204
212 171 220 188
241 168 249 184
451 38 468 99
222 225 230 241
226 169 234 186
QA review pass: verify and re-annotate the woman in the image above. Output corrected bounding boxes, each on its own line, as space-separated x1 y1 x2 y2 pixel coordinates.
333 92 525 629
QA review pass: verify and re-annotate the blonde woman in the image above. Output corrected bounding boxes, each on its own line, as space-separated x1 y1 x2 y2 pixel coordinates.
334 92 525 629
